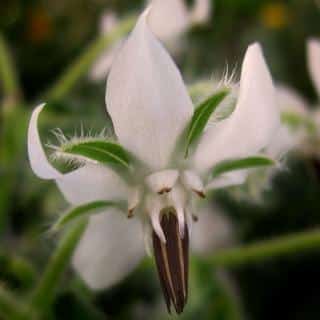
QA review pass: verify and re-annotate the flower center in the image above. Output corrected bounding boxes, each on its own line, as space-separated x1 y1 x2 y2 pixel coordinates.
125 169 205 315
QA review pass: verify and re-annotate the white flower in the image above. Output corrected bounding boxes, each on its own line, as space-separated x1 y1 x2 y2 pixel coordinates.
90 0 212 81
89 12 124 81
28 7 279 315
271 39 320 156
148 0 211 40
191 205 235 255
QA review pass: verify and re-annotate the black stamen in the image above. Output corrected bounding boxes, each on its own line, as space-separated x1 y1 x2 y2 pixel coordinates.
152 209 189 314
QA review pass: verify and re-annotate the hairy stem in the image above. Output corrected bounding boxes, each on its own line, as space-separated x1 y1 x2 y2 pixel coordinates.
45 15 136 101
31 219 87 312
210 229 320 267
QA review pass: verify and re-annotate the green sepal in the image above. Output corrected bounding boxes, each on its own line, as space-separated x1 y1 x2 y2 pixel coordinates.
212 156 275 177
57 140 134 171
185 89 229 157
52 200 125 231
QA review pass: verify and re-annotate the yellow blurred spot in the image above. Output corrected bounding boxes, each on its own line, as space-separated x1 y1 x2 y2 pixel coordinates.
26 7 52 43
260 3 290 29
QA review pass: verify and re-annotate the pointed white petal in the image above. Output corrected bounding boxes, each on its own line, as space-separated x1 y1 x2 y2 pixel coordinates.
73 209 145 290
28 105 128 205
193 43 280 172
276 85 308 115
146 194 166 243
181 170 205 197
56 164 128 205
205 171 248 191
147 0 190 41
28 104 62 179
150 209 166 244
191 206 234 254
145 169 179 194
106 9 193 170
307 38 320 97
190 0 212 25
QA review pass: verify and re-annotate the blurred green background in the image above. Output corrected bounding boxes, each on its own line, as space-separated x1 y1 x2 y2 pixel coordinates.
1 0 320 319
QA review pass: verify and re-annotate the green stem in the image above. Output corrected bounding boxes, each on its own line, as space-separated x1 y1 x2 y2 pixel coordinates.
0 286 30 320
0 34 20 102
31 219 88 312
210 229 320 267
45 15 136 101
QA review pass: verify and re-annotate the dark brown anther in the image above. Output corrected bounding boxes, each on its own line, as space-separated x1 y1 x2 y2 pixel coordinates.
158 188 172 195
152 209 189 314
192 214 199 222
193 189 206 199
127 210 134 218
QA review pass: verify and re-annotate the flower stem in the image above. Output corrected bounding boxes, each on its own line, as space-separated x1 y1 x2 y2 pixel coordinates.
0 34 20 104
45 15 136 102
30 219 87 312
0 286 30 320
210 229 320 267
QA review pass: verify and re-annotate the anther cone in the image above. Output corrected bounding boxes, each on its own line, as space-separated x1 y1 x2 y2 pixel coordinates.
152 209 189 314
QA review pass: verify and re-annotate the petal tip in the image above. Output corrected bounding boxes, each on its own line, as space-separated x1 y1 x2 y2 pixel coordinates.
28 103 61 180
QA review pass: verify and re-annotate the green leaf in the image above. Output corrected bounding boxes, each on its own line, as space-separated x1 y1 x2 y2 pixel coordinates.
212 156 275 177
52 201 123 231
185 89 229 157
58 140 133 170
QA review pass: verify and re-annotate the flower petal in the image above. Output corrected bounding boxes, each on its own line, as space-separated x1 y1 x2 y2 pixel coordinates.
193 43 280 172
106 8 193 170
28 104 128 205
28 104 62 179
147 0 189 41
307 38 320 97
73 209 145 290
56 164 128 205
191 206 234 255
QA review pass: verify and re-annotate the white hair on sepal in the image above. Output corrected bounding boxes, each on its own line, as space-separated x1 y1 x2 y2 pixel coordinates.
190 65 239 106
50 128 69 145
50 126 114 148
216 62 239 91
47 126 115 168
50 149 98 168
